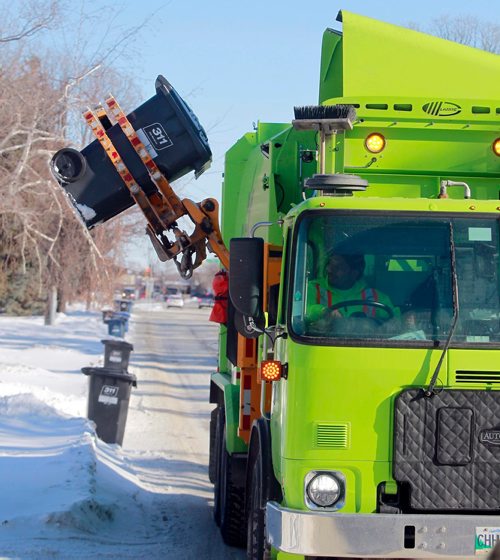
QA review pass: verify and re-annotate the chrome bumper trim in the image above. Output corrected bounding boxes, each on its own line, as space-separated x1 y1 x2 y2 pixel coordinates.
266 501 500 558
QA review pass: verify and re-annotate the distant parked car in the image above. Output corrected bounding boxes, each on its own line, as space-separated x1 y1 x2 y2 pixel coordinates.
198 295 214 309
121 287 136 300
166 293 184 308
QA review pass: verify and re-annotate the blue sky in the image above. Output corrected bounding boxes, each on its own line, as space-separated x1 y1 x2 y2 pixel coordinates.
77 1 499 267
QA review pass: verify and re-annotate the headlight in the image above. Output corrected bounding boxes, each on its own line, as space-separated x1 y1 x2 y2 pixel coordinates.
305 471 345 510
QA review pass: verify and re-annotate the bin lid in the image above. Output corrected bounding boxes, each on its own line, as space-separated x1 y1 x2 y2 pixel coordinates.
100 339 134 351
81 366 137 385
155 75 212 179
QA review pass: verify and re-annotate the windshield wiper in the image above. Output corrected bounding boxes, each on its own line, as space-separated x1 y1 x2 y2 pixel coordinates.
424 222 460 397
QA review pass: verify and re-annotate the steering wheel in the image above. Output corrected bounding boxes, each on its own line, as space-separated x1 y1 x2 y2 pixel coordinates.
327 299 394 321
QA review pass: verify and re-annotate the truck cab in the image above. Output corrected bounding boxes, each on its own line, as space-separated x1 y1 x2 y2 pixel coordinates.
265 194 500 558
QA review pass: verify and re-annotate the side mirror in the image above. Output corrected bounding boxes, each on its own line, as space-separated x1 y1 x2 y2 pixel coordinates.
233 311 265 339
229 238 264 336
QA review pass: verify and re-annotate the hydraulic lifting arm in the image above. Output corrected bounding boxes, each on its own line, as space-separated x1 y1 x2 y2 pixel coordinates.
83 96 229 279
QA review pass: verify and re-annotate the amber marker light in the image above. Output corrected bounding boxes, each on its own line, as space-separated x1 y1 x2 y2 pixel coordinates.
493 138 500 157
260 360 282 382
365 133 386 153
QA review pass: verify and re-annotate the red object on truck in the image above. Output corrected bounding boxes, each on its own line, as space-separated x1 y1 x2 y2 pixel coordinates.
209 270 228 325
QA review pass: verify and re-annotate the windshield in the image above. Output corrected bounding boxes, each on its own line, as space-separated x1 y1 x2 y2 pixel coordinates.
290 212 500 346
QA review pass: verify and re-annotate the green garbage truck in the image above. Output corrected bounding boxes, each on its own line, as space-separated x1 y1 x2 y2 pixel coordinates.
210 10 500 560
51 8 500 560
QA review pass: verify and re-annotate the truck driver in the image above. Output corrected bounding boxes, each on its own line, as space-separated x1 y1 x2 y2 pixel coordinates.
306 253 399 328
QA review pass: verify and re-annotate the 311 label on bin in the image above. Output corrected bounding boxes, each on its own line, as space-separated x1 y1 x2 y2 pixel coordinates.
98 385 119 405
142 123 173 151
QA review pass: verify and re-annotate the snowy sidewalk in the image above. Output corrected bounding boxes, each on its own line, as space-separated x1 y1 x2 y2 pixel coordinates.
0 309 170 558
0 306 243 559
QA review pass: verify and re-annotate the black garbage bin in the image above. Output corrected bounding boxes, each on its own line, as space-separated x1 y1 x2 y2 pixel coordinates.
101 339 133 372
50 75 212 228
82 366 137 445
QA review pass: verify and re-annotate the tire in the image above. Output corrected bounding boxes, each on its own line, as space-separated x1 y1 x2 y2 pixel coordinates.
246 421 281 560
213 406 225 526
219 425 247 548
208 407 218 483
246 456 267 560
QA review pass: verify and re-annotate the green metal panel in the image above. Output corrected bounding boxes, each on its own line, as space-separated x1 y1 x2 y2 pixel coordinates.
217 325 228 374
272 127 317 214
320 11 500 103
319 27 343 101
224 382 247 454
222 123 287 243
210 372 247 454
317 11 500 199
221 123 316 244
336 99 500 194
285 343 442 460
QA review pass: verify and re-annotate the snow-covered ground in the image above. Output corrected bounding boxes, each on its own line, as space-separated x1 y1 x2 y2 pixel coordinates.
0 304 244 559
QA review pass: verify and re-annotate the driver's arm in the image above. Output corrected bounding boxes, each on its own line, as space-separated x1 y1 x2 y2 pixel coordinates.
306 302 326 323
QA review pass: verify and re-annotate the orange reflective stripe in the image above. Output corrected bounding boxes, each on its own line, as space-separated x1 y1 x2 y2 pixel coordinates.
361 288 378 317
315 283 333 307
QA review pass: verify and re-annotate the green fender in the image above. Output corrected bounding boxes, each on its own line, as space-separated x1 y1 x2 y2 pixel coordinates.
211 372 248 455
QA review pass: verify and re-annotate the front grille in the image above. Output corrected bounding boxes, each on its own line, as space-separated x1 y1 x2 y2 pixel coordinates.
394 389 500 511
455 370 500 384
315 423 350 449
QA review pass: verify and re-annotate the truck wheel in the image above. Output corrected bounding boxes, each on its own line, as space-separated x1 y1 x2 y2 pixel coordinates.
213 406 225 526
219 425 246 548
246 453 268 560
208 406 218 483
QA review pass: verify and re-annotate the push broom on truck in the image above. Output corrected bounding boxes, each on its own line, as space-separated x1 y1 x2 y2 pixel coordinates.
51 10 500 560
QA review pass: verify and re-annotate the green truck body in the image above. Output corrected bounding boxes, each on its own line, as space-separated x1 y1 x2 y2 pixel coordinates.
211 10 500 560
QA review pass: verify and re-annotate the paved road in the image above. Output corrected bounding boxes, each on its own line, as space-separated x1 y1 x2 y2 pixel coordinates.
124 303 245 559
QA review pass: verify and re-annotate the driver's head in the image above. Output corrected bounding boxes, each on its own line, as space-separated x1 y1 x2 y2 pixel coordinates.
326 253 365 290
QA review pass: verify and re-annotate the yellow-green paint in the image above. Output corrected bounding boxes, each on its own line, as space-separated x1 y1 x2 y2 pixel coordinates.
213 10 500 556
320 11 500 102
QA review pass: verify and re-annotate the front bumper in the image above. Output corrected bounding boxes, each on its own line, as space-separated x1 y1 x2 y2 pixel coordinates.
266 501 500 558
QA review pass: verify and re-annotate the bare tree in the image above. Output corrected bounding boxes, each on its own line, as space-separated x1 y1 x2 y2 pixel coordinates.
0 0 152 316
409 14 500 54
0 0 60 44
